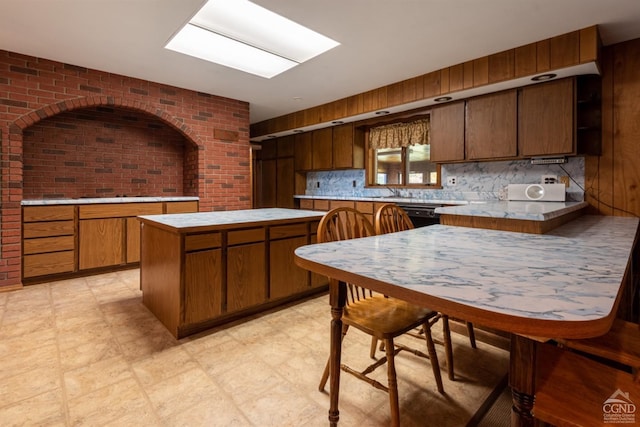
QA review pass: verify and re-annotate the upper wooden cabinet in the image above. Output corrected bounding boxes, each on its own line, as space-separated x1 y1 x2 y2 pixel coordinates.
332 123 364 169
429 101 465 163
294 132 312 170
431 77 582 163
519 77 575 157
291 124 363 171
312 127 333 170
466 90 518 160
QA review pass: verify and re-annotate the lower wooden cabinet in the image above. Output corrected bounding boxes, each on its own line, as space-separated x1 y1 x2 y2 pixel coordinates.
22 200 198 282
270 235 310 299
184 249 223 323
79 218 125 269
227 242 266 312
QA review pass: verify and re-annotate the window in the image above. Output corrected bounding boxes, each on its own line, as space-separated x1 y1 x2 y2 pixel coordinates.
367 116 439 187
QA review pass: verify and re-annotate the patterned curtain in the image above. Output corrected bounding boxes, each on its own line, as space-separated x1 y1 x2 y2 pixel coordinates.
369 118 430 149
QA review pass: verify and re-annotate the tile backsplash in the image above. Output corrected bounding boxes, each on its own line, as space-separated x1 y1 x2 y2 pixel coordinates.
305 157 585 201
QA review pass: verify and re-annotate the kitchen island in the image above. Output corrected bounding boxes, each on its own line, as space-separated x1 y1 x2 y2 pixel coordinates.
139 208 326 338
295 215 639 425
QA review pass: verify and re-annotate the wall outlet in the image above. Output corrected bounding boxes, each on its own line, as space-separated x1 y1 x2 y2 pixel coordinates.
541 175 558 184
559 176 570 188
447 176 457 186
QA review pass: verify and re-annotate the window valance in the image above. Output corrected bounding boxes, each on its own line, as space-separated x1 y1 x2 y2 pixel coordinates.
369 118 430 149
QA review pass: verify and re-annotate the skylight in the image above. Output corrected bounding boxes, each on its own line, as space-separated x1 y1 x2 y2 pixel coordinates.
165 0 340 78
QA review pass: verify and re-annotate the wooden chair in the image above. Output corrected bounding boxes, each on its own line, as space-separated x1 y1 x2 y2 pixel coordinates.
317 207 444 425
374 202 477 380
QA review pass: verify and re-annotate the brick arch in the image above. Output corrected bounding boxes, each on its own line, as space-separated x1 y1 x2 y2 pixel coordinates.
11 96 203 148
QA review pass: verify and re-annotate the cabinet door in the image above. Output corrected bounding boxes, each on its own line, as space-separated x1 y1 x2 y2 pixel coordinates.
519 78 575 156
277 135 295 157
270 236 310 299
332 123 365 169
276 157 295 208
227 242 266 312
261 139 277 159
312 127 333 169
260 159 277 208
184 249 223 323
126 217 141 263
79 218 125 269
294 132 312 171
466 90 517 160
429 101 465 162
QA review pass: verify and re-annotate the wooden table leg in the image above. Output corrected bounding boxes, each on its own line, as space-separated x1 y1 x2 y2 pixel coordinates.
328 279 347 426
509 334 536 427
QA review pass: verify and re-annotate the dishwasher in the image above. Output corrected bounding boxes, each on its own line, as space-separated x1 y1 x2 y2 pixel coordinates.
395 203 441 227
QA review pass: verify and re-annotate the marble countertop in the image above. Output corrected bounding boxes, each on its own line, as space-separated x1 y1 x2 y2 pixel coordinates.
139 208 324 231
294 194 468 205
295 194 587 221
22 196 199 206
435 200 589 221
295 215 639 337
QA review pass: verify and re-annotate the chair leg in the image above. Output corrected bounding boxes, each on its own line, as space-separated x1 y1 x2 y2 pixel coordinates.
423 322 445 394
384 338 400 427
467 322 477 349
319 324 349 391
370 337 379 359
441 315 454 380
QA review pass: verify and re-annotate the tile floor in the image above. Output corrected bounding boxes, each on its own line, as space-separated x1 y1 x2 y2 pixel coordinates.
0 270 510 426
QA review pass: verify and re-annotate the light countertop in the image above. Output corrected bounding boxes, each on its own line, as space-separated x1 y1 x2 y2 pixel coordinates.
22 196 199 206
435 200 589 221
295 194 588 221
295 215 639 335
139 208 324 231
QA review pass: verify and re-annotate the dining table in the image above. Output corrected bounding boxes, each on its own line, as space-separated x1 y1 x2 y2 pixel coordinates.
294 214 639 426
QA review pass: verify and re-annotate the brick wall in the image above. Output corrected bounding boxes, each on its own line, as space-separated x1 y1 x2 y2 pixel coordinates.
23 107 190 199
0 50 251 289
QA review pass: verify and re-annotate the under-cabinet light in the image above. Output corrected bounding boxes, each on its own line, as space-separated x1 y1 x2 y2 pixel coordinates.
530 156 567 165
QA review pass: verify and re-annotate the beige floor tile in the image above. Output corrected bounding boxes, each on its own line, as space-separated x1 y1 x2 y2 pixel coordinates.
59 337 123 372
67 378 154 426
0 365 61 406
0 271 511 426
132 346 198 387
145 368 222 419
0 389 67 427
63 355 134 400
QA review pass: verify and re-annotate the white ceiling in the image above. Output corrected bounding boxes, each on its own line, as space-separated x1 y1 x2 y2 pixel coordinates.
1 0 640 124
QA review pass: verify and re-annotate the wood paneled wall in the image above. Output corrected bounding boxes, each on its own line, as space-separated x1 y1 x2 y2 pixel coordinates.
585 38 640 217
251 26 599 138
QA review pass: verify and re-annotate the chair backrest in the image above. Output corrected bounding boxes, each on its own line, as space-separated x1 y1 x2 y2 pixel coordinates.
374 203 414 234
317 207 375 243
317 207 375 303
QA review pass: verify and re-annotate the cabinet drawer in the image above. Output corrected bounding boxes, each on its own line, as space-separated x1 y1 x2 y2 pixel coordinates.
165 201 199 214
23 251 75 278
355 202 374 214
270 223 308 240
313 200 329 211
23 220 74 238
329 200 354 210
24 236 75 255
228 228 265 246
185 233 222 252
299 199 313 210
23 205 74 222
79 203 163 219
